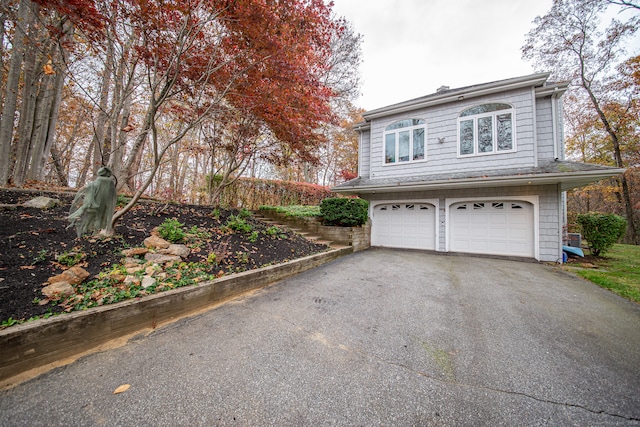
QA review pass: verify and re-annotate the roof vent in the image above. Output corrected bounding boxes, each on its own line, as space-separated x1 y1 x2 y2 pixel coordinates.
436 85 450 93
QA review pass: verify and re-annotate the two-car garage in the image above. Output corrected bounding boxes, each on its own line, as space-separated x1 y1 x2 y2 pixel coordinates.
371 199 536 259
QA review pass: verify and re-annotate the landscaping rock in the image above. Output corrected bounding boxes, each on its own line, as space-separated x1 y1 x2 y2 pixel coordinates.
125 266 144 274
145 253 182 264
48 266 90 285
144 236 170 249
108 272 126 283
141 276 156 289
145 265 160 276
123 275 141 286
162 244 190 258
122 247 148 257
123 257 143 267
22 196 61 209
42 282 74 299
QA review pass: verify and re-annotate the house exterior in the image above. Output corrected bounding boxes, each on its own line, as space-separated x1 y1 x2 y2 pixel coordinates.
332 73 623 262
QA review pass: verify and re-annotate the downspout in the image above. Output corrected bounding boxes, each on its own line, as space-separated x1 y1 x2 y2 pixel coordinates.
551 87 565 262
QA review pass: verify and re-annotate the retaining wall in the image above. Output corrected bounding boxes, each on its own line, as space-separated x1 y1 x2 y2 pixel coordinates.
257 211 371 252
0 247 351 388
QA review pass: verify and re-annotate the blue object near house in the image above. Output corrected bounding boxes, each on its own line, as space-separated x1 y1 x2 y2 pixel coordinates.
563 245 585 258
333 73 623 262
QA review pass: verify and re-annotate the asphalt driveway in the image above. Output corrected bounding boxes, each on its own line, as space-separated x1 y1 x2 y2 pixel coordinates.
1 248 639 426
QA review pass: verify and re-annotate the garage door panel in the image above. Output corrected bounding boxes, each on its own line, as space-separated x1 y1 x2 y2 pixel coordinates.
372 203 436 250
450 201 534 257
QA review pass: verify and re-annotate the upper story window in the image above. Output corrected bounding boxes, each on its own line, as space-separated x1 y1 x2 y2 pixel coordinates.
384 119 426 164
458 103 514 156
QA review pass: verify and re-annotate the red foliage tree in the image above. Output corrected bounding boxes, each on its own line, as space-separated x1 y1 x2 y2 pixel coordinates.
216 0 338 163
31 0 105 32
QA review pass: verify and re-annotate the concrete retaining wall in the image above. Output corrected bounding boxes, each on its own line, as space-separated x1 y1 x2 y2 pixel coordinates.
0 247 351 388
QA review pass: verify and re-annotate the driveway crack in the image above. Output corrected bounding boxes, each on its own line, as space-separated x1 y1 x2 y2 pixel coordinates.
260 308 640 423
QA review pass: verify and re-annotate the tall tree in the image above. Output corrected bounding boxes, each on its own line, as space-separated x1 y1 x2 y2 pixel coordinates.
112 0 339 225
522 0 640 243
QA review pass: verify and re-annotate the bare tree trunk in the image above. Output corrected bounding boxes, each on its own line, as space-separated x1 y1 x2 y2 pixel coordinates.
11 3 40 185
107 30 138 186
49 145 68 186
0 0 29 184
91 31 114 176
27 38 59 181
77 139 94 187
0 4 7 99
35 47 67 181
122 105 153 192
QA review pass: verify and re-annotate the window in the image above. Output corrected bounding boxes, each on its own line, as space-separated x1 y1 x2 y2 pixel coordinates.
458 103 514 156
384 119 426 164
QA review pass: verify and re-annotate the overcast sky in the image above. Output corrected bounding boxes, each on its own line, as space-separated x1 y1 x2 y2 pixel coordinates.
331 0 553 111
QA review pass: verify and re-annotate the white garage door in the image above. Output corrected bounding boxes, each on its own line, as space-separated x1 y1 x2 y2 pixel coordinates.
450 201 534 257
372 203 436 250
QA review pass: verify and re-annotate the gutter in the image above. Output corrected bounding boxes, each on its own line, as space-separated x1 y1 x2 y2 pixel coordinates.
333 168 625 194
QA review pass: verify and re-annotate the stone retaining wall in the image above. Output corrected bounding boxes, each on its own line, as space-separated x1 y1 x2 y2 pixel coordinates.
257 211 371 252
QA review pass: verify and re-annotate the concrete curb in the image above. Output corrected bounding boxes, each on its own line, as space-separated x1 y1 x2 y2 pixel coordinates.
0 246 352 388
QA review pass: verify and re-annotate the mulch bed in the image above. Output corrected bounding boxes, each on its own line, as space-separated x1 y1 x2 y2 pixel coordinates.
0 188 327 325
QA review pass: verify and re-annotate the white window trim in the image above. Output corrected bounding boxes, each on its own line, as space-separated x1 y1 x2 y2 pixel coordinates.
444 195 539 260
457 104 516 157
382 120 428 166
370 199 440 249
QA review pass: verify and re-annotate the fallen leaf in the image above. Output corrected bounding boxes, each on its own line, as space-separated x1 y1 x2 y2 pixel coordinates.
113 384 131 394
20 265 36 270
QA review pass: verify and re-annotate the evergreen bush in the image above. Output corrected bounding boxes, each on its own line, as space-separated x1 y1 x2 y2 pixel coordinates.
320 198 369 227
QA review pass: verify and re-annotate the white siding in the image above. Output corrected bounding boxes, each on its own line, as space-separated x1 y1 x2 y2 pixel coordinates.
368 88 537 180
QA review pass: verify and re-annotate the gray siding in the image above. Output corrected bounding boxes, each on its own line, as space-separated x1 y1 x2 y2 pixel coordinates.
362 184 562 262
359 130 371 178
536 96 555 161
368 88 538 180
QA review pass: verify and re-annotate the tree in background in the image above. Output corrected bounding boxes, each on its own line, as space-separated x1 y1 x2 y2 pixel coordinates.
1 0 361 226
0 0 103 186
523 0 639 243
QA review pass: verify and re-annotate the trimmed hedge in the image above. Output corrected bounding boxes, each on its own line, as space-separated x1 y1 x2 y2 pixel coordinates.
576 212 627 256
320 198 369 227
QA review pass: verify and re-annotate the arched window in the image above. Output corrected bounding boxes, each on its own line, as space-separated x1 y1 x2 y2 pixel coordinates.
383 119 426 164
458 103 514 156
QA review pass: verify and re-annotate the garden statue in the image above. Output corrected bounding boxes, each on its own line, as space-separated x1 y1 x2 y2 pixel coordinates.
67 167 117 237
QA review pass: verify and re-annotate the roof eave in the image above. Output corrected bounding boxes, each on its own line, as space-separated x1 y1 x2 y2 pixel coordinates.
332 169 624 195
362 72 551 120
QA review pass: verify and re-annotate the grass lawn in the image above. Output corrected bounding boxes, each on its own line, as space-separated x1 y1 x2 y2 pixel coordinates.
568 244 640 303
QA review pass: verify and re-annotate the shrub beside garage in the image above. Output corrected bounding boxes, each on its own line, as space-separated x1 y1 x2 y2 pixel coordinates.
320 198 369 227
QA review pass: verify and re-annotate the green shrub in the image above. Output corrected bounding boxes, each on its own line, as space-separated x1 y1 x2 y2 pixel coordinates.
116 194 131 207
57 251 84 266
158 218 186 243
265 226 281 236
576 212 627 256
223 215 253 233
238 208 252 219
320 198 369 227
